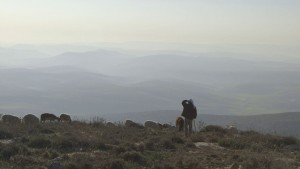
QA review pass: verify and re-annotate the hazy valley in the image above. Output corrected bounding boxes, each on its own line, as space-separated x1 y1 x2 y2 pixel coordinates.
1 45 300 137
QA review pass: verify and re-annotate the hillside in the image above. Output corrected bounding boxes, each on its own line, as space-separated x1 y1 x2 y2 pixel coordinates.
0 120 299 169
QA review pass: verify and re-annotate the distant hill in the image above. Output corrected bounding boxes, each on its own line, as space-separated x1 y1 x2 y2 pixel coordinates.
100 111 300 138
1 49 300 116
1 64 300 115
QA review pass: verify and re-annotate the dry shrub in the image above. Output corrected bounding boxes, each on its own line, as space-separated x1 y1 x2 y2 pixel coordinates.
40 128 55 134
171 135 184 144
145 137 161 151
240 131 299 149
0 143 20 160
49 150 60 159
145 141 155 151
185 141 196 148
250 143 264 152
160 138 176 150
116 147 127 155
0 130 13 139
28 136 51 148
108 159 126 169
96 142 112 151
218 138 248 149
201 125 227 133
241 154 292 169
191 133 205 142
89 117 106 128
9 155 41 167
65 153 95 169
52 132 92 152
53 137 75 152
122 151 146 165
185 158 204 169
280 136 298 145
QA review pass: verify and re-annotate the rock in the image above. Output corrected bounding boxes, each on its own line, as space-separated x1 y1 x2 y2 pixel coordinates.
125 120 143 128
23 114 39 125
144 121 161 129
162 123 172 128
48 162 64 169
106 122 115 127
194 142 224 150
2 115 21 124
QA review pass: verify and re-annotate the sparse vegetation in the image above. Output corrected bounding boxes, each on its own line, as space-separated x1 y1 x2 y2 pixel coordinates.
0 121 299 168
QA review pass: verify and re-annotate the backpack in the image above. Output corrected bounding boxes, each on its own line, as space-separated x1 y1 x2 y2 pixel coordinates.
181 100 197 119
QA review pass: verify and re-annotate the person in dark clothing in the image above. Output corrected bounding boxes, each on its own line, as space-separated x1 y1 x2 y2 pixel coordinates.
181 99 197 137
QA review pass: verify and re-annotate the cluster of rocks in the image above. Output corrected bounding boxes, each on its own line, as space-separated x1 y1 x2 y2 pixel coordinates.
123 119 174 130
0 113 72 125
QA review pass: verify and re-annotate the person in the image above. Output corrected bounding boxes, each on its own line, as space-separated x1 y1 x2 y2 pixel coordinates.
181 99 197 137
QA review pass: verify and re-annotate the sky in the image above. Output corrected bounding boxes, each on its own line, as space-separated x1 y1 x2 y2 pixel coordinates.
0 0 300 46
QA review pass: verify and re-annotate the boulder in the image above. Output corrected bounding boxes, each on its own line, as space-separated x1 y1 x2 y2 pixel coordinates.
144 121 161 129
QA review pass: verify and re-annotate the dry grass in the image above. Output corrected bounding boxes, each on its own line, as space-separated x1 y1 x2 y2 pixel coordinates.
0 121 299 168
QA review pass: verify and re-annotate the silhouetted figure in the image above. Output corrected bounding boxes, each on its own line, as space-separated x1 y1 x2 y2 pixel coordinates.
181 99 197 137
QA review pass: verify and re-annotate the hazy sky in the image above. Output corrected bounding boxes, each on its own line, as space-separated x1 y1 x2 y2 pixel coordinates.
1 0 300 45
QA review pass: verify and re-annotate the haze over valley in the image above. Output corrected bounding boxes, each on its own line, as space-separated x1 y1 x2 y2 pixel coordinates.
1 44 300 121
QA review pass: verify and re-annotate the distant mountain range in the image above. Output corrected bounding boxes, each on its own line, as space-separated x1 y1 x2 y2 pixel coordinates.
0 47 300 116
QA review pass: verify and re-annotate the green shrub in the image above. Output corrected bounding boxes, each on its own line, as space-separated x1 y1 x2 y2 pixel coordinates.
280 136 298 145
171 135 184 144
185 141 196 148
54 138 74 151
185 158 204 169
250 143 264 152
145 137 161 151
259 135 297 148
65 163 77 169
21 137 29 143
96 142 112 151
28 136 51 148
0 144 20 160
114 146 126 154
40 128 55 134
202 125 227 133
191 134 205 142
108 159 125 169
0 130 13 139
218 138 248 149
241 154 291 169
9 155 38 167
145 141 155 151
160 139 176 150
82 163 93 169
122 151 146 165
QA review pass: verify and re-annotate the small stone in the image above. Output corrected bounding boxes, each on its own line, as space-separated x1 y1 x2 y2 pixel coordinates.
48 161 64 169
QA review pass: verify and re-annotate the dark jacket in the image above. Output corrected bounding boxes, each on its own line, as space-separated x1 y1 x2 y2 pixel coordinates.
181 100 197 119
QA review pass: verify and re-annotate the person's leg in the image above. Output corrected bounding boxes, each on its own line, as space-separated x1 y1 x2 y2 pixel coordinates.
184 118 188 137
188 119 193 137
